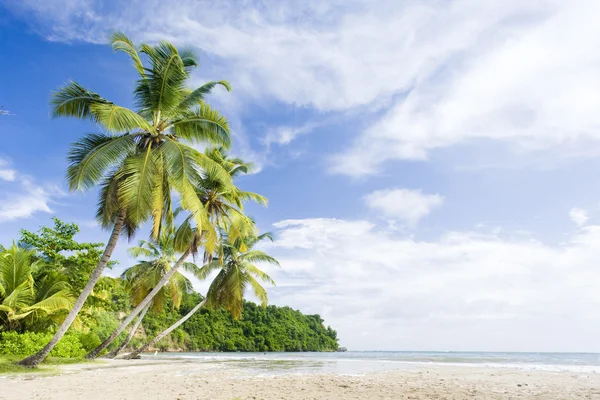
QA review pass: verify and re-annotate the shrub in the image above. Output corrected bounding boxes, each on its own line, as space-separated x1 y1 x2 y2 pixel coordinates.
77 332 101 352
0 332 86 358
51 335 86 358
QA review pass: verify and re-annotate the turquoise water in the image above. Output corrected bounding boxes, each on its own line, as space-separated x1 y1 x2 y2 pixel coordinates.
145 351 600 375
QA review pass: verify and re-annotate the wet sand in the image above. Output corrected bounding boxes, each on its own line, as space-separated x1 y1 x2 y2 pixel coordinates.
1 358 599 399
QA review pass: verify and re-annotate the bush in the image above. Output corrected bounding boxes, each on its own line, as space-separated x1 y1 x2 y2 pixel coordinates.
77 332 101 352
0 332 48 356
0 332 86 358
51 335 86 358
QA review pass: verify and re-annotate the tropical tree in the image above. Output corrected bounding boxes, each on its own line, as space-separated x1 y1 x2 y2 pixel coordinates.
18 32 232 367
0 245 73 333
87 149 262 358
125 233 278 358
106 232 198 358
19 218 122 313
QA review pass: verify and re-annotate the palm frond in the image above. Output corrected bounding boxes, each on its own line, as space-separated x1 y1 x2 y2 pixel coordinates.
170 103 231 148
23 290 73 314
67 133 135 191
110 32 145 77
194 260 223 281
244 263 276 286
241 250 280 267
51 81 111 121
177 80 231 111
116 145 159 226
89 103 154 133
246 274 268 306
160 138 210 232
138 41 189 118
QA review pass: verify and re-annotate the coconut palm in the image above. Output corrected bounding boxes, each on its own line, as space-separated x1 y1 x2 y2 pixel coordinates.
125 233 278 358
0 244 73 333
86 150 263 358
189 147 267 256
19 33 233 367
106 232 198 358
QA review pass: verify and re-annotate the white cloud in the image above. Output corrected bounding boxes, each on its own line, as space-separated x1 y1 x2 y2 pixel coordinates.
569 208 589 227
265 218 600 351
265 124 316 147
364 188 443 226
0 158 16 181
329 1 600 175
0 161 64 223
9 1 600 175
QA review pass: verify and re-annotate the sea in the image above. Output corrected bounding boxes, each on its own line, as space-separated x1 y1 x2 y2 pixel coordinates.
145 351 600 376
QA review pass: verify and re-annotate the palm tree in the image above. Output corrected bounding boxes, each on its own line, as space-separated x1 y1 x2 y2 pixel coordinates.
106 233 198 358
0 244 73 332
86 149 263 358
19 33 233 367
125 233 278 358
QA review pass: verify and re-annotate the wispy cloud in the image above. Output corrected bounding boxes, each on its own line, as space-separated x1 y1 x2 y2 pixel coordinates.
0 161 64 223
8 1 600 176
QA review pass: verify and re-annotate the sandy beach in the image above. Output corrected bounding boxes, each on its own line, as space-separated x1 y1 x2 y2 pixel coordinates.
1 359 599 400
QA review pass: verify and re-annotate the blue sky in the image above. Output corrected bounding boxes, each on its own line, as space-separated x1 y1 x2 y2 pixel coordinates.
1 0 600 352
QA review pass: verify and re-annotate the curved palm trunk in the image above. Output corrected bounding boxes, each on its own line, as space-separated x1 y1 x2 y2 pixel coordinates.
86 247 192 359
105 302 151 359
125 299 206 359
18 212 126 367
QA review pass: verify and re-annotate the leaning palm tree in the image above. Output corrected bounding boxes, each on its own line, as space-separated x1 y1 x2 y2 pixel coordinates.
125 233 278 358
19 33 233 367
106 233 198 358
88 150 263 358
0 244 73 333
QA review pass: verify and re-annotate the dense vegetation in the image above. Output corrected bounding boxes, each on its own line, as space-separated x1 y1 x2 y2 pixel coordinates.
0 219 339 358
143 295 339 352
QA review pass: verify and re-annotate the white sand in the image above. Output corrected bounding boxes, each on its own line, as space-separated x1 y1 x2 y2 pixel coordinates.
1 359 599 399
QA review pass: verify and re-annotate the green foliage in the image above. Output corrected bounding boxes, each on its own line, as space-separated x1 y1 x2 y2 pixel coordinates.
54 33 234 240
0 218 339 357
19 217 103 263
12 220 131 331
123 230 195 313
0 332 89 358
202 233 278 320
19 217 115 295
142 293 338 352
0 244 74 332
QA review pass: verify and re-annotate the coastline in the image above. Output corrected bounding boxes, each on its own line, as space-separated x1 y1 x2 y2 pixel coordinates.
2 357 599 399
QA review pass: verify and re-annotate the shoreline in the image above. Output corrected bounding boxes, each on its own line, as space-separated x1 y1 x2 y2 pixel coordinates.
2 358 599 399
132 351 600 375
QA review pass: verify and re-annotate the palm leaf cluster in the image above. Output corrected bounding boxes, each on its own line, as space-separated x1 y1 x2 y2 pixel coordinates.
200 233 279 320
0 245 73 332
55 32 234 240
122 230 199 313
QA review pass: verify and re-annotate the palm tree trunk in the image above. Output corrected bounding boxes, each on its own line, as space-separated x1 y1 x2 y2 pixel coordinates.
18 211 126 367
125 299 206 359
86 247 192 359
105 302 151 359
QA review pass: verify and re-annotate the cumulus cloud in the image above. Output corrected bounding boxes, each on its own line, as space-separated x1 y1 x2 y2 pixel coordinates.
7 1 600 175
569 208 589 227
265 218 600 351
364 188 443 226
